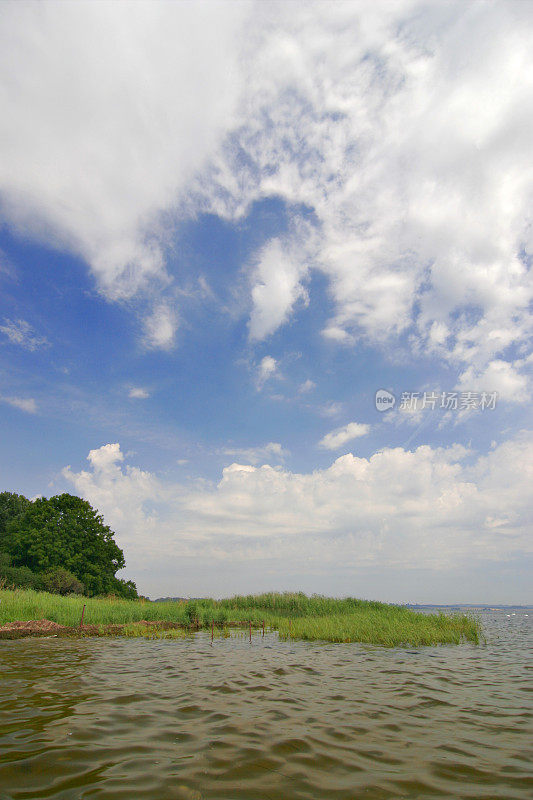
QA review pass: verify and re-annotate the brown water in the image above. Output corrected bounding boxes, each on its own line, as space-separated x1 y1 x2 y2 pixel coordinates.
0 609 531 800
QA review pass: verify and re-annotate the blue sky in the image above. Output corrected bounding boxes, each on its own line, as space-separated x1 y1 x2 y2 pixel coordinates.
0 1 531 602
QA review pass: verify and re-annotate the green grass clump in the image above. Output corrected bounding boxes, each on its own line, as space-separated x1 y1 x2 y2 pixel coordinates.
277 608 480 647
0 589 481 647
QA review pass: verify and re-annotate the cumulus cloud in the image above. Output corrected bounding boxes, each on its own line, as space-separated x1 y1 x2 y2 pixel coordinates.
86 442 124 471
0 319 49 351
1 396 37 413
319 422 371 450
62 434 533 590
62 443 163 556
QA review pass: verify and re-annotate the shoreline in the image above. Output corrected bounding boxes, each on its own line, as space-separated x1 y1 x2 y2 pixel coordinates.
0 589 483 647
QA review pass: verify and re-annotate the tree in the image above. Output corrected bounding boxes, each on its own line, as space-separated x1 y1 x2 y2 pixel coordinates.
3 493 137 597
0 492 30 542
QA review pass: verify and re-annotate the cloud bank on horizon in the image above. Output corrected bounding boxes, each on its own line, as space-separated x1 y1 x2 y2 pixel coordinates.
0 1 531 601
63 434 532 597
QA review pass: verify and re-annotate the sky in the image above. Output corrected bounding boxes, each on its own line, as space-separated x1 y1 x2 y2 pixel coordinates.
0 0 531 603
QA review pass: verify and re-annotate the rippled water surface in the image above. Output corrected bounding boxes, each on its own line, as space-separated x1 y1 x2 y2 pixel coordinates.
1 609 531 800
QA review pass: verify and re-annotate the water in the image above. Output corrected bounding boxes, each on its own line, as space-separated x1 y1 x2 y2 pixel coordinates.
0 609 531 800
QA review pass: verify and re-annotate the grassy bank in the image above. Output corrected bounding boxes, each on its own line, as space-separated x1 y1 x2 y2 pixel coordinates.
277 609 480 646
0 589 481 646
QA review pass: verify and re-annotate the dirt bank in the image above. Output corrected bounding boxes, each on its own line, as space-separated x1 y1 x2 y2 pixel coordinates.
0 618 194 639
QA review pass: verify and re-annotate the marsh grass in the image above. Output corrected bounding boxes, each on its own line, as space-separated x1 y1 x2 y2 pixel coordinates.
277 609 481 646
0 589 481 646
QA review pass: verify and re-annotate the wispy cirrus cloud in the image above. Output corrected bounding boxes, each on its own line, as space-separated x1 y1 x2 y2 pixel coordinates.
1 395 37 414
222 441 289 466
298 379 315 394
0 319 49 351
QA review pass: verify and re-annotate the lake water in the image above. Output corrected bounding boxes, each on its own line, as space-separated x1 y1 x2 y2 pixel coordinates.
0 609 531 799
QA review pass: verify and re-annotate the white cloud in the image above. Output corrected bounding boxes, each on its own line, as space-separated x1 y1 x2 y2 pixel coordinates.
87 442 124 471
319 402 343 418
319 421 371 450
143 303 178 351
63 444 162 555
1 1 531 378
457 359 530 403
62 434 533 590
256 355 278 388
128 387 150 400
0 0 250 296
222 441 288 466
1 396 37 413
248 236 309 341
298 379 315 394
321 326 355 345
0 319 49 351
0 248 16 278
200 0 533 383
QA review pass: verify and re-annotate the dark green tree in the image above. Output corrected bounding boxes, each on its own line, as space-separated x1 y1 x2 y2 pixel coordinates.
3 493 137 597
0 491 31 540
0 551 40 589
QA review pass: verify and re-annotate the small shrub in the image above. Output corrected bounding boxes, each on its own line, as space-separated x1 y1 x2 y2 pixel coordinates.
40 568 85 596
214 608 229 624
184 600 199 625
0 553 41 590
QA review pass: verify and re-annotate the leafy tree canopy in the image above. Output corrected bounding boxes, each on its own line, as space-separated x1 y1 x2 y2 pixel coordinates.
0 492 31 537
0 492 137 598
